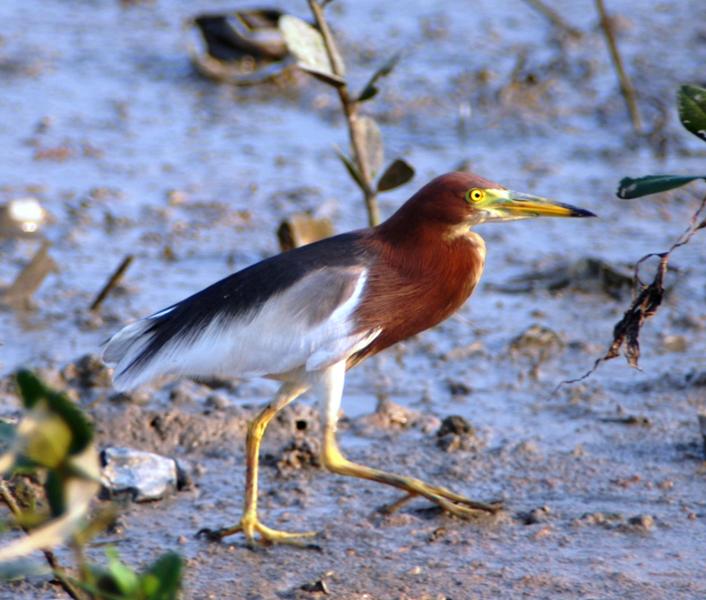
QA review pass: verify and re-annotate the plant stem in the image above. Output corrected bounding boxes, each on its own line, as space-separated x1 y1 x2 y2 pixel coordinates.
308 0 380 226
595 0 642 134
522 0 582 38
0 479 84 600
90 254 134 312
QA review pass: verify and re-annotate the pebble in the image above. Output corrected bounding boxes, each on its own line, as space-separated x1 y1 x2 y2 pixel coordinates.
101 446 178 501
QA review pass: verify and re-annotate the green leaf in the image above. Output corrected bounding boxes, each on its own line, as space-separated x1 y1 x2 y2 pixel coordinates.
334 148 366 190
678 84 706 142
279 15 344 87
15 371 44 410
617 175 706 199
357 53 401 103
23 410 72 469
377 158 415 192
139 552 183 600
105 548 140 595
44 471 65 517
16 370 93 455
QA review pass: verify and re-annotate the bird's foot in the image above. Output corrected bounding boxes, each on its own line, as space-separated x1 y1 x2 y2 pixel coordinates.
196 514 319 548
379 480 502 518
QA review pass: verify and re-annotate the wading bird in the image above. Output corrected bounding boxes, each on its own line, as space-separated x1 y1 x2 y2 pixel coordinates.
103 172 594 545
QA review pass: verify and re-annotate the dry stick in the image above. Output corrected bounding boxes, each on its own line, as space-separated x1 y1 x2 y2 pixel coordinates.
595 0 642 134
522 0 582 38
557 193 706 390
89 254 134 312
0 480 84 600
308 0 380 227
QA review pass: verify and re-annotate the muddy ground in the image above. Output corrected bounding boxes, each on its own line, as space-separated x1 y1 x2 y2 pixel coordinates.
1 0 706 598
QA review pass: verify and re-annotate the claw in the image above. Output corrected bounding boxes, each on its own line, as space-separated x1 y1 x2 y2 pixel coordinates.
196 516 319 548
380 488 502 518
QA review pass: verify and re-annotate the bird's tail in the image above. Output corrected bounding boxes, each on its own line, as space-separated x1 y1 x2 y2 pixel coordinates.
102 317 163 391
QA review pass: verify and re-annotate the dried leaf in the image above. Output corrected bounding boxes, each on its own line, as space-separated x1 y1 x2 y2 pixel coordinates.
357 115 384 177
617 174 706 199
607 257 666 368
357 53 401 103
678 84 706 142
377 158 415 192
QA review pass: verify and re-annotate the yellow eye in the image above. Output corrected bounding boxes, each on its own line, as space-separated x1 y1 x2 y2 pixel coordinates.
466 188 485 203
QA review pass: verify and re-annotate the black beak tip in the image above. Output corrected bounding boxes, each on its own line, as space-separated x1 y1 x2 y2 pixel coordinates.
573 207 597 218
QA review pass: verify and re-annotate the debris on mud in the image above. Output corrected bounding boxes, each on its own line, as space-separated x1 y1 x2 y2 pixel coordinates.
357 395 421 431
510 324 564 379
518 505 552 525
267 436 321 475
436 415 482 453
186 9 297 86
0 242 57 309
101 446 178 502
488 257 636 299
600 414 651 427
277 213 334 250
0 197 47 238
298 574 331 595
698 414 706 459
574 511 655 533
61 353 113 389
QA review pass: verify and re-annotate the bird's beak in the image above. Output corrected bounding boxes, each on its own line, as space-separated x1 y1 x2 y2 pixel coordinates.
481 189 596 222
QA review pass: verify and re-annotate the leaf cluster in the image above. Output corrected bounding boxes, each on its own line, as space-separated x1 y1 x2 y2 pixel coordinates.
279 5 415 226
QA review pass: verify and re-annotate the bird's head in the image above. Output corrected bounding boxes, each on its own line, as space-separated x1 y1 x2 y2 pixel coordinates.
387 172 595 234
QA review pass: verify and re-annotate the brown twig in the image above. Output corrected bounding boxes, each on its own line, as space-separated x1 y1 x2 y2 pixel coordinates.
308 0 380 226
522 0 582 38
558 194 706 389
0 242 58 308
89 255 134 312
0 479 84 600
595 0 642 134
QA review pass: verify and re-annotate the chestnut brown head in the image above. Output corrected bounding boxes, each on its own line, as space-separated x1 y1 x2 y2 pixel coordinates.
382 171 595 235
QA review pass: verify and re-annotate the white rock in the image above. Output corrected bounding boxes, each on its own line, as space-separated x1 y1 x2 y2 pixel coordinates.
101 447 177 501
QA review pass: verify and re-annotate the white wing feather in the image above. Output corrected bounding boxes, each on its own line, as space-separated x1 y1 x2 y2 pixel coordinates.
103 268 379 390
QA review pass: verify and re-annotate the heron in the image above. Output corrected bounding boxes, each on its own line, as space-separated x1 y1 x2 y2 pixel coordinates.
103 171 595 545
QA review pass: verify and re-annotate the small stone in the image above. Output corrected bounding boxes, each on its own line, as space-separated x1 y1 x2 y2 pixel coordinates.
109 390 151 405
627 514 654 531
101 447 178 501
519 505 552 525
662 334 687 353
437 415 474 436
299 578 329 594
436 415 481 453
446 380 473 396
166 189 188 205
204 392 230 411
61 354 113 389
175 459 195 490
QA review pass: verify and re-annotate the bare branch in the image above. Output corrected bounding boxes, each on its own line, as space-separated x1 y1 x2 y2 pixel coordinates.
595 0 642 134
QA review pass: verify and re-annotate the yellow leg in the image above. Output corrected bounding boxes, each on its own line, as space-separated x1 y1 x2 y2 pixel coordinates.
321 428 501 517
198 381 319 546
